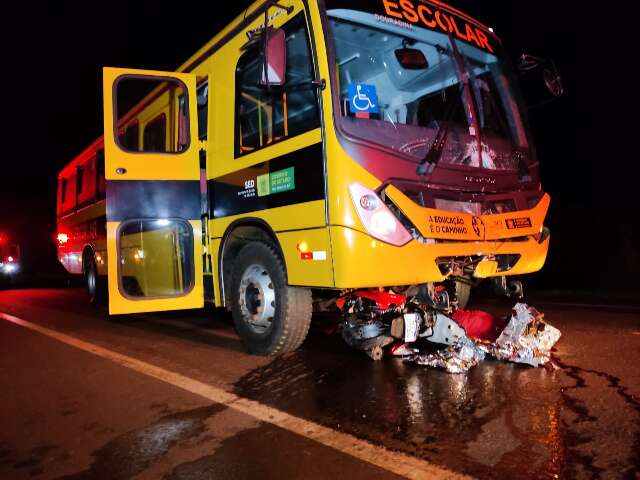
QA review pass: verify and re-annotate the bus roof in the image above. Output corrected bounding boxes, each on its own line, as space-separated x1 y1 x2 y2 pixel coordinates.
176 0 499 76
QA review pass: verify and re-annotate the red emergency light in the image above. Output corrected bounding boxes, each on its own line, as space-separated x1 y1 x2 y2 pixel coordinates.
57 233 69 245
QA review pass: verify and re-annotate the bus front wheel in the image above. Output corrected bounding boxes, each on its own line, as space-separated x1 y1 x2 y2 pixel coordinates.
230 242 312 356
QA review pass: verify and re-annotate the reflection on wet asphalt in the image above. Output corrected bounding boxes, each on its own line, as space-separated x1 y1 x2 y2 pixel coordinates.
60 405 226 480
234 325 640 479
1 290 639 479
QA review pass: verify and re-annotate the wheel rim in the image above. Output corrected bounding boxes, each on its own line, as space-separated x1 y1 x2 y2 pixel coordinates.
238 264 276 334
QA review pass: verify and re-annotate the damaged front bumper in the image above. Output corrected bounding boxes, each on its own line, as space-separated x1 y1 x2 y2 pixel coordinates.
331 225 549 289
331 187 550 289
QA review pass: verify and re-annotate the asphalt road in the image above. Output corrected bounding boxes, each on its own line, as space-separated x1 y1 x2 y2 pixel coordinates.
0 288 638 479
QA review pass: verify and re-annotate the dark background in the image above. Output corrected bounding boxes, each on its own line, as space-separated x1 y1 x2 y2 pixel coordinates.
4 1 639 293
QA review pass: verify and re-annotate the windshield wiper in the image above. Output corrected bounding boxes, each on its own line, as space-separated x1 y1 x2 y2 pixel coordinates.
416 79 460 177
416 121 450 176
417 43 464 177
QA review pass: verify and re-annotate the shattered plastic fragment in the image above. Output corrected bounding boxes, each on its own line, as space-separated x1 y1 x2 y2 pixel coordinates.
425 313 467 345
336 290 406 311
389 342 420 357
408 338 485 374
403 313 421 343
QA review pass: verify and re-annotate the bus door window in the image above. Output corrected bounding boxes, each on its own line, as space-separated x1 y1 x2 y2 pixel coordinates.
118 219 194 299
115 77 189 154
235 13 320 156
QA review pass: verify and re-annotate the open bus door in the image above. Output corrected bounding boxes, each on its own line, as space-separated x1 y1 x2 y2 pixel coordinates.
102 67 204 315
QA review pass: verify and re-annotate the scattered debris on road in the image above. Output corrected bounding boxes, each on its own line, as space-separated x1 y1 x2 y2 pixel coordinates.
337 289 561 373
411 337 485 374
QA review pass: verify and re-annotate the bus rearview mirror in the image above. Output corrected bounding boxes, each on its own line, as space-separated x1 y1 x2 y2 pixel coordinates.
517 53 564 98
261 28 287 87
542 67 563 98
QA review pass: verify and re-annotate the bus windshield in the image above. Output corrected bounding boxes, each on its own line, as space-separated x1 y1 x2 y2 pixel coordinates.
326 7 531 172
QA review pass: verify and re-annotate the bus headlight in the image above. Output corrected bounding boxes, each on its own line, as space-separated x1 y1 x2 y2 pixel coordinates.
349 183 412 246
370 210 398 237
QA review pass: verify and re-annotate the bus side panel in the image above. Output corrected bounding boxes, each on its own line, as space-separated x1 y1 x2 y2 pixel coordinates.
57 202 107 275
210 238 223 307
210 200 334 287
277 227 333 287
206 0 330 301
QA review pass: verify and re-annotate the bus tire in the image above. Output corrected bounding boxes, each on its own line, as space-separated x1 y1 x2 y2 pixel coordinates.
454 279 472 310
84 252 106 307
230 241 311 356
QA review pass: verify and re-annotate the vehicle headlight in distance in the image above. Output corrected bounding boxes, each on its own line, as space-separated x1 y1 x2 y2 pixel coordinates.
349 183 412 246
3 264 17 274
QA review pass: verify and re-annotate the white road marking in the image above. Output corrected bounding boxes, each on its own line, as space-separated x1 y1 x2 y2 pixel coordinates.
0 312 470 480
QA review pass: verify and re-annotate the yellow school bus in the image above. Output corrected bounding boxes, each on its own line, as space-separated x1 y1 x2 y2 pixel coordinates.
57 0 551 355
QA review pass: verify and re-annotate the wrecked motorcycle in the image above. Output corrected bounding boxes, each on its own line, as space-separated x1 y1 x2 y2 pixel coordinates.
336 288 561 373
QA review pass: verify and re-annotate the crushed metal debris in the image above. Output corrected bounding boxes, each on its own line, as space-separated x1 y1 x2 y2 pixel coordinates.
337 289 561 373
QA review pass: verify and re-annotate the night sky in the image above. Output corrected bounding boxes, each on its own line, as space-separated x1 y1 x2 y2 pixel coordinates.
5 1 639 291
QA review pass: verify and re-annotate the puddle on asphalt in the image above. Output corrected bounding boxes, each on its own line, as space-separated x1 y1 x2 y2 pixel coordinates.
59 404 226 480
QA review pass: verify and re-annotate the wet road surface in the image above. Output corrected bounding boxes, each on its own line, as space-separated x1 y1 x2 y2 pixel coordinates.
0 288 639 479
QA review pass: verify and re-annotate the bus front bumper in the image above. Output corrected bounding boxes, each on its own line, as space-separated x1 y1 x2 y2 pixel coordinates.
330 225 550 289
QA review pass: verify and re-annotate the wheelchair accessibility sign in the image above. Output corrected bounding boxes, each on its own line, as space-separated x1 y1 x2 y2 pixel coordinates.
348 84 380 114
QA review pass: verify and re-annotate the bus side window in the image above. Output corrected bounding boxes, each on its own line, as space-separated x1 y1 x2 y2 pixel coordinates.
58 178 68 216
235 14 320 156
61 178 67 204
61 173 76 214
143 114 167 152
96 149 106 199
197 83 208 140
76 166 84 197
